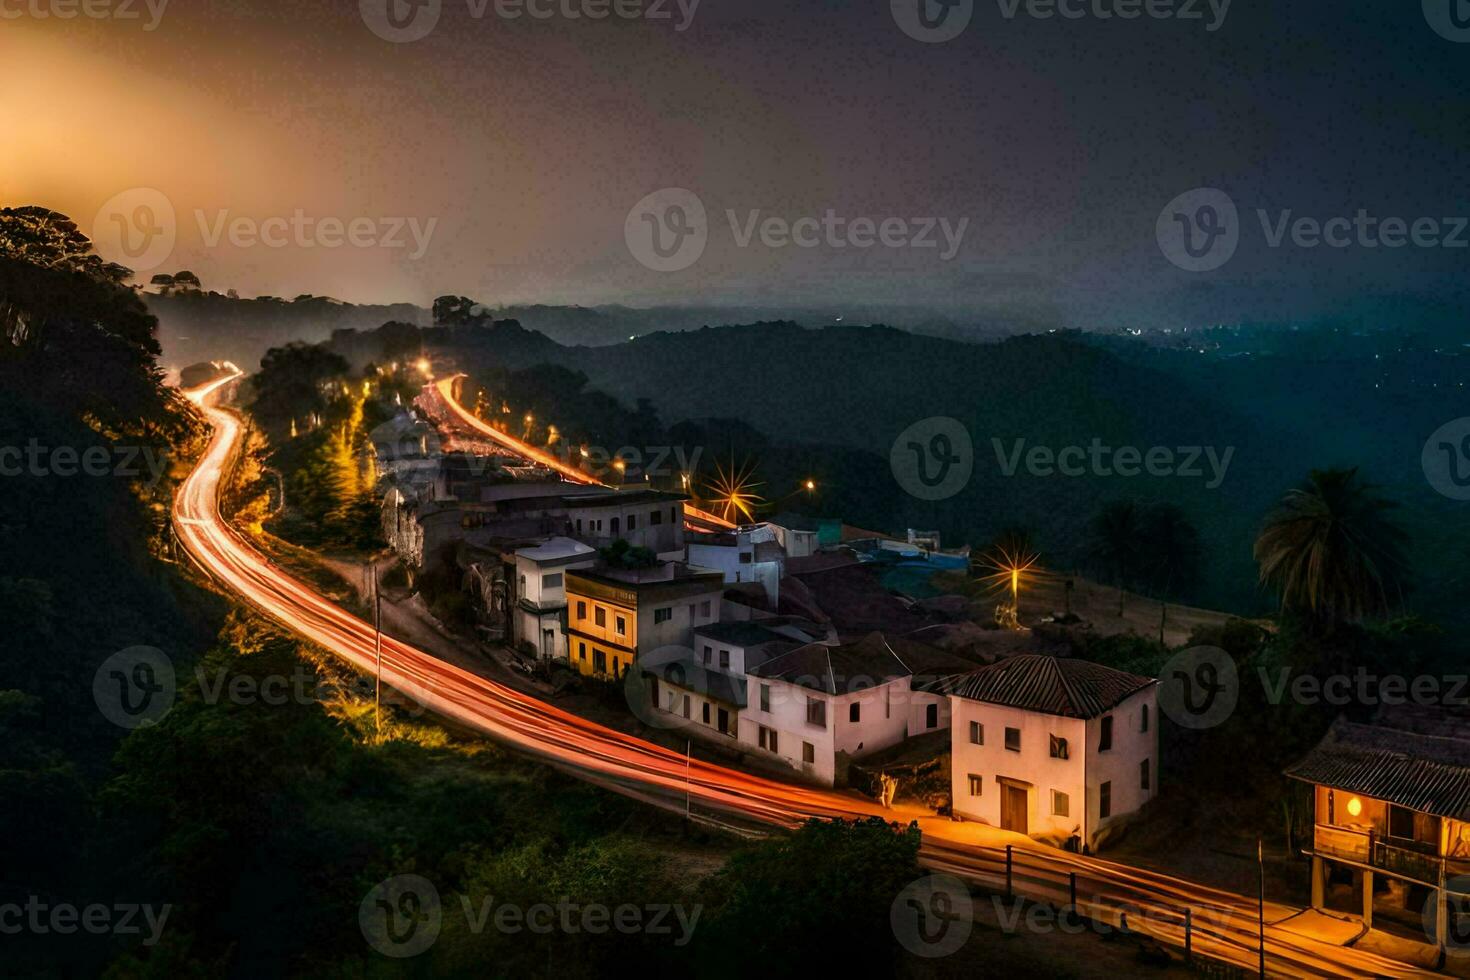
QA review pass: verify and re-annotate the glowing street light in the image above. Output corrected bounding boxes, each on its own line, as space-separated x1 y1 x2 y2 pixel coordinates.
804 479 816 491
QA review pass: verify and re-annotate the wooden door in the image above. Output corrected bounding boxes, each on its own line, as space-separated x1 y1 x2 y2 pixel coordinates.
1001 784 1028 834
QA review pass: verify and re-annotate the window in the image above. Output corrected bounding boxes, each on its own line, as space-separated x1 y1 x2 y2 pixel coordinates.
738 552 752 564
682 695 690 719
1052 790 1070 817
759 725 777 752
670 507 677 523
1004 727 1021 752
1140 759 1150 791
593 649 607 674
577 601 587 619
702 644 712 664
615 615 626 636
1099 715 1113 752
650 509 663 526
518 573 526 594
610 517 620 535
925 703 938 729
702 702 711 724
1099 781 1112 819
576 518 583 535
759 684 770 712
578 642 586 662
594 607 606 628
849 703 861 723
1388 804 1439 844
543 572 562 589
627 515 637 531
802 741 814 764
969 721 984 745
717 708 730 734
654 607 672 624
1140 704 1149 732
719 650 730 669
807 698 826 728
699 600 711 617
968 774 983 797
1049 735 1069 759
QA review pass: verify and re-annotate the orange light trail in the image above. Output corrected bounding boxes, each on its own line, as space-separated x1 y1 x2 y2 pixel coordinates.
172 373 1435 979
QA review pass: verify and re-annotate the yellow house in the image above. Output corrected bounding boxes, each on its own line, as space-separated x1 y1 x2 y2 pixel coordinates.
565 563 724 680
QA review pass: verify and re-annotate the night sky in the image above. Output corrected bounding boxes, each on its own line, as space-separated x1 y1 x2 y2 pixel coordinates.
4 0 1468 329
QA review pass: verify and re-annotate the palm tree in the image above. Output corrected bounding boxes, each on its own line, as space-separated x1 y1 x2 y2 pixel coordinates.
1141 503 1202 643
1254 467 1408 626
1087 501 1143 615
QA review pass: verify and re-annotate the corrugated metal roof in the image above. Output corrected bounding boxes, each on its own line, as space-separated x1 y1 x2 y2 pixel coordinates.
944 654 1155 719
1284 715 1470 821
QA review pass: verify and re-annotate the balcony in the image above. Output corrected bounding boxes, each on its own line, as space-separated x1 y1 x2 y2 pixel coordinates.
1314 824 1455 888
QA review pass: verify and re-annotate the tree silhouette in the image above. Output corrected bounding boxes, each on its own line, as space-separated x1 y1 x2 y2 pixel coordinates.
1254 467 1408 628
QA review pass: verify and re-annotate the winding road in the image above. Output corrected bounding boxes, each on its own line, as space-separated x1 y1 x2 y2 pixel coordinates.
173 371 1441 978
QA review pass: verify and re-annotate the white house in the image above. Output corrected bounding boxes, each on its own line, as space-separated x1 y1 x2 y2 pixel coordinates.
513 536 596 661
685 524 785 608
741 633 971 786
947 655 1158 851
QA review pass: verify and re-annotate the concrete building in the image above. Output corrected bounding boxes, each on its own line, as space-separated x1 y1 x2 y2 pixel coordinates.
1285 706 1470 947
512 537 597 661
563 489 687 555
564 562 724 681
947 655 1157 851
740 633 969 786
685 523 785 607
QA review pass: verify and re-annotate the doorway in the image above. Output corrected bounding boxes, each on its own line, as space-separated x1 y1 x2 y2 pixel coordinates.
1001 783 1029 834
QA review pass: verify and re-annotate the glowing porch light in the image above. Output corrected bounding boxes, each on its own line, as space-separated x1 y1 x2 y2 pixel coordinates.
1346 796 1363 818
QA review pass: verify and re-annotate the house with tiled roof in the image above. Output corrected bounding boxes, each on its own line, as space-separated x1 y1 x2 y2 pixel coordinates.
1284 705 1470 946
947 654 1158 851
739 632 976 785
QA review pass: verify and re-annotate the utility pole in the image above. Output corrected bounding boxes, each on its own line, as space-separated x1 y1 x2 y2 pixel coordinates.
374 563 383 743
1258 837 1267 979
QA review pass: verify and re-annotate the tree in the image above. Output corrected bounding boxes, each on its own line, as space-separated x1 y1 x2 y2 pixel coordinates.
250 342 349 436
1086 500 1143 615
1254 467 1409 628
1139 503 1202 643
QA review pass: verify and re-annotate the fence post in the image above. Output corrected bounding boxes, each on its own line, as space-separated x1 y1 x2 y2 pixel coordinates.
1184 907 1192 964
1005 845 1013 899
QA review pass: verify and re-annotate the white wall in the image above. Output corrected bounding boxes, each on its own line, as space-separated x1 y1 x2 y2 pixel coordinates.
739 675 917 786
949 699 1088 840
948 685 1159 847
1083 686 1159 841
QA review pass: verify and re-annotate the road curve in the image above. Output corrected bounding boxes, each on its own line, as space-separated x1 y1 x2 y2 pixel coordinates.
172 373 1439 979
